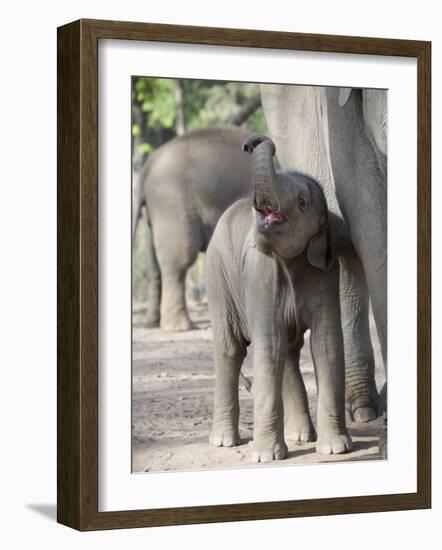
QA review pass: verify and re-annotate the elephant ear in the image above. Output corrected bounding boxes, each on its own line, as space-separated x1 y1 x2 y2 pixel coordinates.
338 87 353 106
306 229 334 272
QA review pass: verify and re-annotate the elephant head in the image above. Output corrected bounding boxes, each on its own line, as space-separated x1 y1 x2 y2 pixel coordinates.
242 134 333 270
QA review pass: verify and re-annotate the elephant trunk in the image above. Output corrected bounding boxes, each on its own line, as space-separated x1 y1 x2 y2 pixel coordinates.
242 135 279 211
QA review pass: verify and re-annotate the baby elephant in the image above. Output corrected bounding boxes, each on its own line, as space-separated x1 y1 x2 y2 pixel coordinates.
206 134 352 463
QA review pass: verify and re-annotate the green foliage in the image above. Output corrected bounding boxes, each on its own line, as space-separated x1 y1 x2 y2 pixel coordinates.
247 107 267 134
132 77 268 162
135 77 176 127
138 142 153 155
185 81 265 132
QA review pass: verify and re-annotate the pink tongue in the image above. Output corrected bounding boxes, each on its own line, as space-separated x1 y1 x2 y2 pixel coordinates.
264 210 283 225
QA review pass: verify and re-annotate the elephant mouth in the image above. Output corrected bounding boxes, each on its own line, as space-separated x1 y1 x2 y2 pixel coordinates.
256 205 286 228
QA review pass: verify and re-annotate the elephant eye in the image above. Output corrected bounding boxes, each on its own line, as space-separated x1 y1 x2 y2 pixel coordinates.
298 196 307 211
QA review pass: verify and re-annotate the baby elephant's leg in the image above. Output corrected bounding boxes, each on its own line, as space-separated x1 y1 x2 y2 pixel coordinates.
210 341 246 448
251 342 288 463
310 317 352 455
283 349 316 442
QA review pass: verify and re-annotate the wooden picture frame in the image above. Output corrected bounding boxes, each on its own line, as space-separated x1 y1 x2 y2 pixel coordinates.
57 18 431 530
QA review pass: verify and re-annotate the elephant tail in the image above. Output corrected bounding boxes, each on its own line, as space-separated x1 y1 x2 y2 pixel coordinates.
132 163 148 242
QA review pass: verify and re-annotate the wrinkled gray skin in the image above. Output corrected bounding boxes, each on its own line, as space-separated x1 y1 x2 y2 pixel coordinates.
261 85 387 421
133 126 254 331
206 135 352 463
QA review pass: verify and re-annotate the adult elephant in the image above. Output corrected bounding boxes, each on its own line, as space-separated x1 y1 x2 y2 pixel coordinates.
261 84 387 421
132 126 254 331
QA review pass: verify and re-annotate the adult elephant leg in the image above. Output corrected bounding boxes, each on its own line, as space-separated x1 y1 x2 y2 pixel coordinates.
282 347 316 442
325 87 387 413
339 248 379 422
153 217 200 332
144 218 161 328
159 266 194 331
358 238 387 415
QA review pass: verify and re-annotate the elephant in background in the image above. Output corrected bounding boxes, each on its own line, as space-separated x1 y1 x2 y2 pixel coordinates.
261 84 387 421
207 134 352 462
132 126 254 331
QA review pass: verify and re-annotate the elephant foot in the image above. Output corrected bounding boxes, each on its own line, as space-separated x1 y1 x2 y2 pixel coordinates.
316 432 352 455
251 438 288 463
145 316 160 328
353 406 377 423
284 415 317 443
347 395 378 424
160 316 195 332
209 424 239 448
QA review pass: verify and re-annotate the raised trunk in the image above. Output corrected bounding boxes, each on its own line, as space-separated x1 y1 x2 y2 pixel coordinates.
242 135 279 211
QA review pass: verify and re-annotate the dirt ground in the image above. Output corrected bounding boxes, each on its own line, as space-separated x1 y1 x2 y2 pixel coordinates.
132 302 386 473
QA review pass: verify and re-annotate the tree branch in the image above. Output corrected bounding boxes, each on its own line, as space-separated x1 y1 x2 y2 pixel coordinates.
229 94 262 126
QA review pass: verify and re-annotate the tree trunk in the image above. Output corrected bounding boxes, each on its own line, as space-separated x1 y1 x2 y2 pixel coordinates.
174 79 187 136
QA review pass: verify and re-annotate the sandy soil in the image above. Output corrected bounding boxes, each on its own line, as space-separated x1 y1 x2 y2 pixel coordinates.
132 302 386 473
